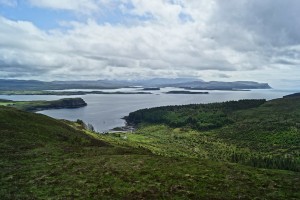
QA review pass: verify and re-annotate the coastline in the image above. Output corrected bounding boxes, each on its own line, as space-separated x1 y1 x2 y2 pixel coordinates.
0 98 87 112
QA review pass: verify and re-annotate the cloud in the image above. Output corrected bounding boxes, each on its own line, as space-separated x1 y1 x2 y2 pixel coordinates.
0 0 300 82
209 0 300 48
216 73 231 79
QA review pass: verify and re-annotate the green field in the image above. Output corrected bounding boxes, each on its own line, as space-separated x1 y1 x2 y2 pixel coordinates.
0 96 300 199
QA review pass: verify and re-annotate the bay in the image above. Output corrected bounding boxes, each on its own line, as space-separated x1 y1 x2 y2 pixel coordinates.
0 88 296 132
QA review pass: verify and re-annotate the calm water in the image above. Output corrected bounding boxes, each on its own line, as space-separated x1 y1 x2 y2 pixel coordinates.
0 88 297 132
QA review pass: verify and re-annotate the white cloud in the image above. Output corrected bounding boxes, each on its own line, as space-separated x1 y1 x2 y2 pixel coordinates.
0 0 300 82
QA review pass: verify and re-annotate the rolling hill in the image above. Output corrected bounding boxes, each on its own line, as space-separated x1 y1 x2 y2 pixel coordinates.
0 97 299 199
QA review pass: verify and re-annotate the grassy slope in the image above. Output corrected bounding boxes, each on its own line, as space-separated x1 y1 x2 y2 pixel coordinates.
107 98 300 172
0 106 299 199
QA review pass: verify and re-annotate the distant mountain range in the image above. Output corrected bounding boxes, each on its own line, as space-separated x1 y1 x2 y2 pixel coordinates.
0 78 271 91
164 81 271 90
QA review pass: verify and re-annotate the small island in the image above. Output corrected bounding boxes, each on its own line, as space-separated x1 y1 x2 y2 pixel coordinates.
182 87 251 91
141 87 160 91
0 98 87 112
165 91 209 94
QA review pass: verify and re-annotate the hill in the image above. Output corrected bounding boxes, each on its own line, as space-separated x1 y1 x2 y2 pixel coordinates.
0 98 87 112
173 81 271 90
0 78 271 91
123 97 300 171
0 101 299 199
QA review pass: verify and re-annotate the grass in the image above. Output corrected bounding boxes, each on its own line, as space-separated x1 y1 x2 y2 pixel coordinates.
0 99 300 199
120 97 300 171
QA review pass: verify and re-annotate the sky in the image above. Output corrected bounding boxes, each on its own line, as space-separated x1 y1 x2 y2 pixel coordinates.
0 0 300 88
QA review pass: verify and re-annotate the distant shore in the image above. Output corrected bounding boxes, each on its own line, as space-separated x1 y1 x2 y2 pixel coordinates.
0 90 152 96
0 98 87 112
165 91 209 94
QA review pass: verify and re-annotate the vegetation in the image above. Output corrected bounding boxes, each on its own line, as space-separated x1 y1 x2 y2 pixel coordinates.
0 98 87 112
283 92 300 98
1 96 300 199
122 98 300 171
125 99 266 130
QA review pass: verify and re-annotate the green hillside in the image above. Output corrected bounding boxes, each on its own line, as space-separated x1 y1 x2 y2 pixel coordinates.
0 101 300 199
122 97 300 171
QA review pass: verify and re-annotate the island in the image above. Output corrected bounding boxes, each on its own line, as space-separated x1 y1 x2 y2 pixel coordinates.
165 81 272 90
141 87 160 91
0 98 87 112
183 87 251 91
164 91 209 94
0 90 152 96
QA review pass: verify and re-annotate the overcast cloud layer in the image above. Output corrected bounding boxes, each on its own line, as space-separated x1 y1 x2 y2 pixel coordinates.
0 0 300 87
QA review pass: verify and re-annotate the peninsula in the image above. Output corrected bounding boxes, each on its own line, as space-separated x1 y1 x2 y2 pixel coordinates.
165 91 209 94
0 98 87 112
0 91 152 96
